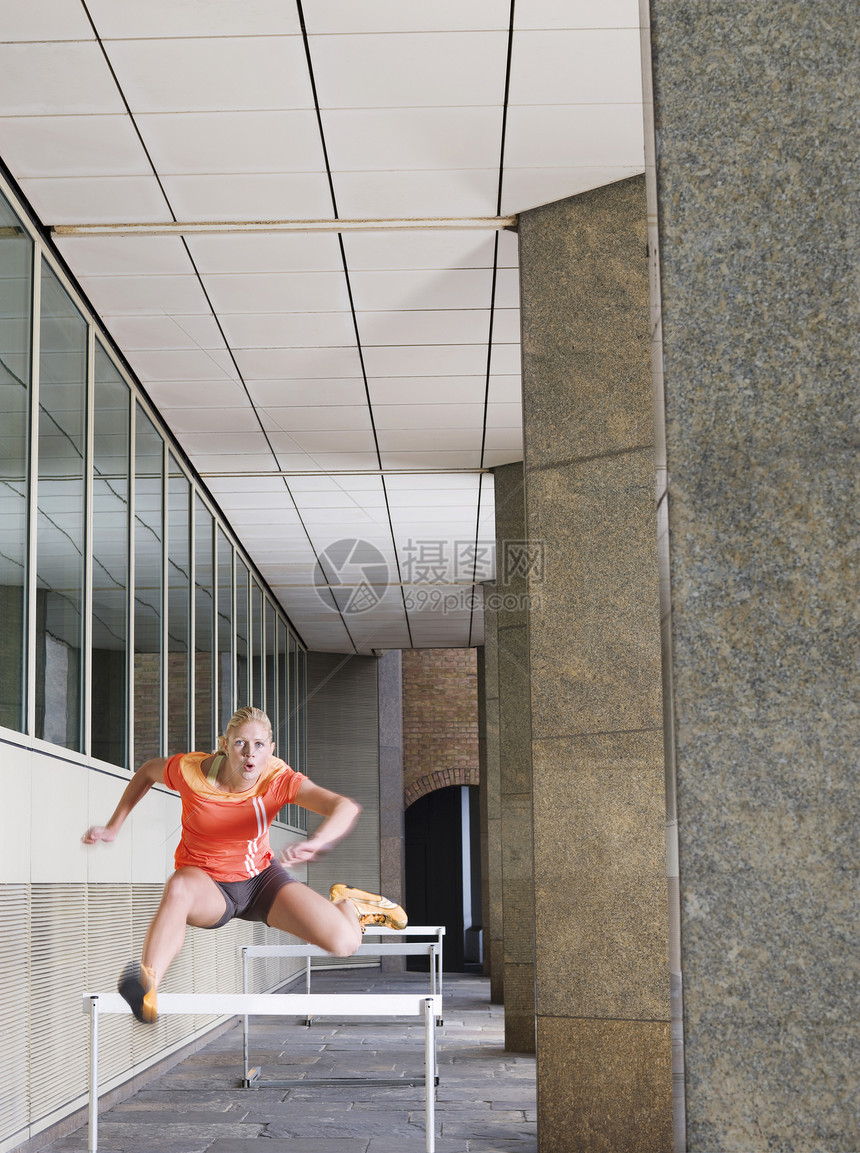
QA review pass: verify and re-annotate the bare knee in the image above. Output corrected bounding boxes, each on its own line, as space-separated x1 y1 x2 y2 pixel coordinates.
161 869 203 910
323 912 362 958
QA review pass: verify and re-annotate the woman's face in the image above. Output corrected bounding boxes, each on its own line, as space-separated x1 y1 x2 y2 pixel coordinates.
224 720 274 789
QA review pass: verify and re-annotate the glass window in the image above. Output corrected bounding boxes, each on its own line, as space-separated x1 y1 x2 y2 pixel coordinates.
35 261 87 751
235 556 249 709
288 633 298 767
297 645 307 776
90 344 129 766
194 496 214 751
250 578 263 709
0 191 32 733
276 617 288 756
133 405 163 766
216 527 233 735
264 597 276 727
167 456 190 754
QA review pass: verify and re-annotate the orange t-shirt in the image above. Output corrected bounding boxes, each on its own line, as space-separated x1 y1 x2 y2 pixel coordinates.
163 752 307 881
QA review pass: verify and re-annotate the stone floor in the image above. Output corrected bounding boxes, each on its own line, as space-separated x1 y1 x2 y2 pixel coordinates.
44 971 537 1153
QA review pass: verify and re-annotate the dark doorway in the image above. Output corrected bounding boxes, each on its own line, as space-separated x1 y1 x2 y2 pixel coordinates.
405 784 482 972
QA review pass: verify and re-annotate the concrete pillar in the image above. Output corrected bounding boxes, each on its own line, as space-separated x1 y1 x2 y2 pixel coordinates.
648 3 859 1148
519 176 673 1150
494 461 535 1052
477 620 504 1003
377 649 405 972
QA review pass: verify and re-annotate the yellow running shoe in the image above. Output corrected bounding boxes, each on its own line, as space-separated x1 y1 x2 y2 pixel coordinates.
330 884 408 931
118 961 158 1023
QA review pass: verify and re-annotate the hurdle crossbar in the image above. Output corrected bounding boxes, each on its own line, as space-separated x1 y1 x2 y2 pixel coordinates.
83 992 439 1153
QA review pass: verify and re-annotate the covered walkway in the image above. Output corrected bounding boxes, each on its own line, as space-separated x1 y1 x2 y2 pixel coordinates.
44 972 536 1153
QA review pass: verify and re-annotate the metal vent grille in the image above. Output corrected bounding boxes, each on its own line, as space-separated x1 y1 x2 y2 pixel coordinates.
0 885 29 1149
29 886 89 1123
306 653 380 969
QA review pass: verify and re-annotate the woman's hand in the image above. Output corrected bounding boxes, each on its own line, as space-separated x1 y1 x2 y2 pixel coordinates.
82 825 118 845
278 838 331 867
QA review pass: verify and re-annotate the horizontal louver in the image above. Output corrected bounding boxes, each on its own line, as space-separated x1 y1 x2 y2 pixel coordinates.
0 886 29 1149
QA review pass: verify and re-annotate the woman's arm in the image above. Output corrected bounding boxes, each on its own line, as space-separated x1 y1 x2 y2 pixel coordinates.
81 757 168 845
277 779 362 866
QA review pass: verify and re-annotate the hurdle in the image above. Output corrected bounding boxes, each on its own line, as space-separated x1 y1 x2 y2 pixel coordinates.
240 940 441 1075
83 991 439 1153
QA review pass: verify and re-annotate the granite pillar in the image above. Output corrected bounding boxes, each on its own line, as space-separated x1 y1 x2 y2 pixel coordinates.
493 462 536 1051
377 649 405 972
519 176 673 1150
648 3 859 1149
477 619 504 1003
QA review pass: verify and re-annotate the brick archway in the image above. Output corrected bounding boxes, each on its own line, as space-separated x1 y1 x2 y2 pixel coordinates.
404 766 480 808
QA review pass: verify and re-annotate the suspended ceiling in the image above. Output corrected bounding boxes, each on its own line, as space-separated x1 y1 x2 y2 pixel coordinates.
0 0 645 653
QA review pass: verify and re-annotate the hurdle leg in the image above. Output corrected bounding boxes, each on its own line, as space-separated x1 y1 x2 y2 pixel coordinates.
88 996 99 1153
424 998 436 1153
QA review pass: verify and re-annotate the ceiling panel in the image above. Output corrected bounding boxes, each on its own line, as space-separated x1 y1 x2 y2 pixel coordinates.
357 309 490 347
160 172 335 223
515 0 640 30
137 111 327 175
303 1 510 35
76 273 211 315
18 176 170 224
85 0 301 38
509 29 643 104
0 114 149 178
235 347 362 380
220 311 356 350
1 0 95 41
309 32 509 108
322 107 502 172
504 103 645 169
342 231 498 271
202 272 350 315
247 379 368 407
53 235 193 276
186 234 344 274
100 313 224 351
104 37 314 113
0 41 124 115
330 169 499 218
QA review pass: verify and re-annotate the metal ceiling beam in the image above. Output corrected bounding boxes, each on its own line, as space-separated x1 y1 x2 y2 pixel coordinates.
198 468 494 477
51 216 518 238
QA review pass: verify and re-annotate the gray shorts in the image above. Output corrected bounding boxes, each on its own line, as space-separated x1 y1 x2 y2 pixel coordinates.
207 860 297 929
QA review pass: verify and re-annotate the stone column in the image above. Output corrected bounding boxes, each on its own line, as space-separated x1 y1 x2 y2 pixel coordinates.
377 649 404 972
519 176 674 1150
648 4 859 1149
477 612 504 1002
494 462 535 1052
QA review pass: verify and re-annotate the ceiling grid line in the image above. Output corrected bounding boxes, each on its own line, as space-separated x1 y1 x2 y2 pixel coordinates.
469 0 517 647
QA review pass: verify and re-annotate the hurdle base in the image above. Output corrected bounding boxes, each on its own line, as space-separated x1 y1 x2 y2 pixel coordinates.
241 1074 437 1089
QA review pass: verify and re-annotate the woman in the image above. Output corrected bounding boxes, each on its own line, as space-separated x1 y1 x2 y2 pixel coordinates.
82 705 407 1023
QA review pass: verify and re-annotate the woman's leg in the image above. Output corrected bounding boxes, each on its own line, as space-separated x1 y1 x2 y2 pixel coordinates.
266 882 362 957
141 867 228 982
120 867 227 1022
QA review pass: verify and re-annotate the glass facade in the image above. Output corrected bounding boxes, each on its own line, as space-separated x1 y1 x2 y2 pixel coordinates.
0 191 32 732
0 181 306 827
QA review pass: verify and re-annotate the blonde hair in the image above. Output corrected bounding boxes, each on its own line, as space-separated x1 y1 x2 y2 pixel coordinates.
217 706 273 751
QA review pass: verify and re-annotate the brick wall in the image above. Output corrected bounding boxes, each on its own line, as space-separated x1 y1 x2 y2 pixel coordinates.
402 647 479 806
